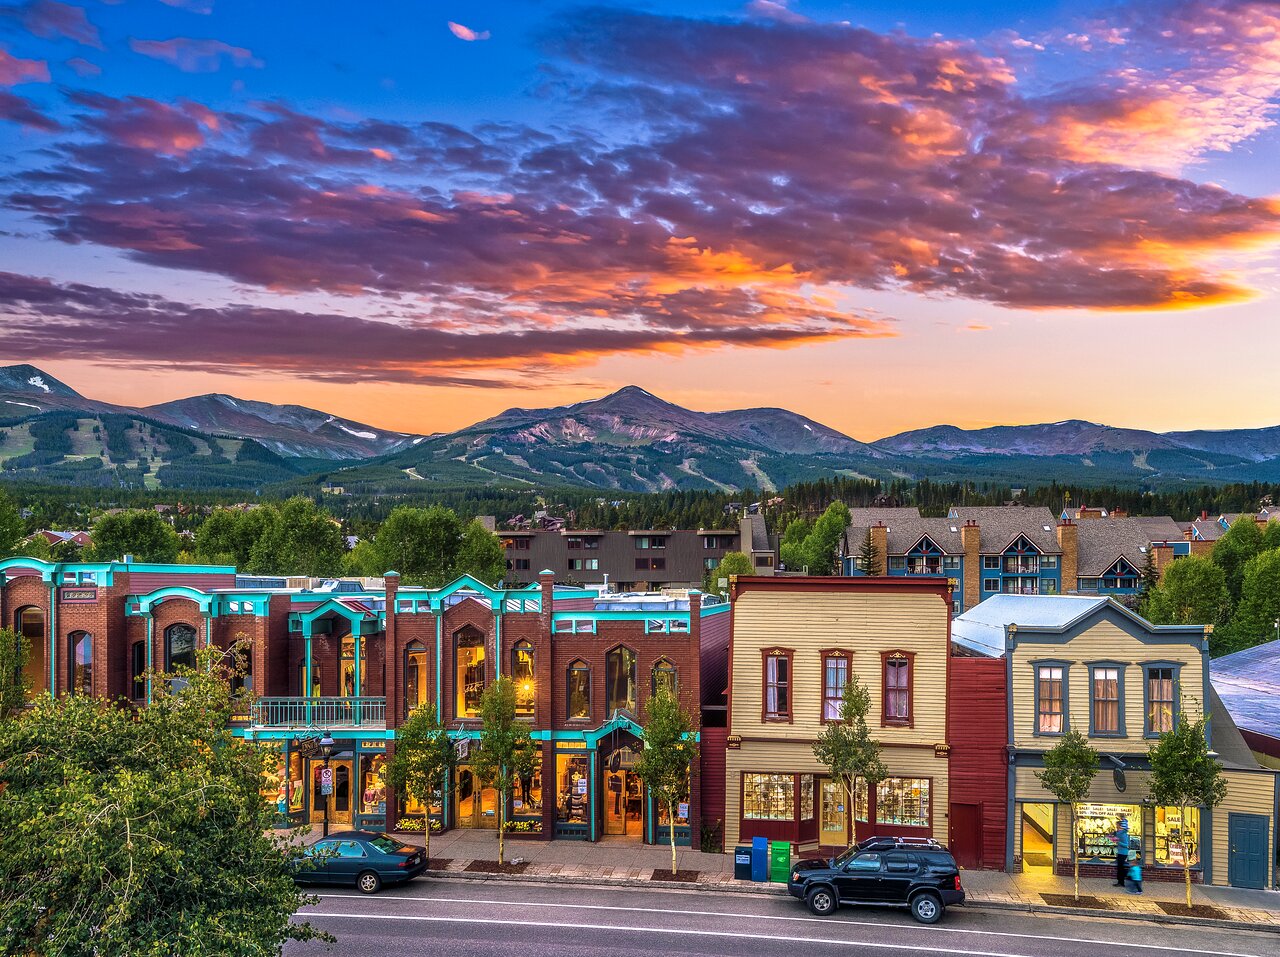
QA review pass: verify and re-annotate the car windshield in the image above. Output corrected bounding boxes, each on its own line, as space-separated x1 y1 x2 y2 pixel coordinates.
367 835 400 854
832 847 859 868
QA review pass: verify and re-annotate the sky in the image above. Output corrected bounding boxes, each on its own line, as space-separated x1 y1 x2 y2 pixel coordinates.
0 0 1278 441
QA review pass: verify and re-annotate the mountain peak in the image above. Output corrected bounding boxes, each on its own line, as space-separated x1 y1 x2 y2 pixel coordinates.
0 364 82 398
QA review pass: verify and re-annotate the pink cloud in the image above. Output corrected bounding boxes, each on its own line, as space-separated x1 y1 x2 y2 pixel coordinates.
447 21 490 42
159 0 214 12
64 56 100 77
744 0 808 25
0 47 50 86
0 90 60 130
129 37 262 72
65 91 222 153
15 1 103 49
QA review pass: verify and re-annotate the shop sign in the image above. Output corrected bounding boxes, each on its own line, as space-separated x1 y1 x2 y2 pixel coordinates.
934 743 951 758
455 738 470 760
295 737 320 758
576 778 588 795
359 740 385 751
678 802 689 819
60 587 97 603
726 735 741 750
377 802 386 815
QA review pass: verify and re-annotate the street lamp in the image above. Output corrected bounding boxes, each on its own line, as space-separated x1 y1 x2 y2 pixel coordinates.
320 732 335 838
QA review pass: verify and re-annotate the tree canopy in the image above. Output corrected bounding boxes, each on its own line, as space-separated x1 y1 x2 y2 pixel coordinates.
633 687 698 874
1144 556 1230 635
1035 728 1099 900
812 673 885 849
89 508 181 563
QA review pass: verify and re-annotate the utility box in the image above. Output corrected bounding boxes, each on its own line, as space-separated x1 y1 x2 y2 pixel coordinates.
750 836 769 882
734 846 753 881
769 841 792 883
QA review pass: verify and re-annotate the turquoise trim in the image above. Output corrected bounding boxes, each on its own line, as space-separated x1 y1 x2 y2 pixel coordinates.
299 598 379 636
0 556 57 582
701 603 730 617
555 609 689 622
124 562 236 574
130 586 215 616
232 728 397 741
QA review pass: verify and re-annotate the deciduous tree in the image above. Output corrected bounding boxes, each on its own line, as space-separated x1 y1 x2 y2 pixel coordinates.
385 702 455 864
472 676 537 864
89 508 181 563
1213 516 1265 606
1144 556 1230 639
249 497 344 576
813 674 886 850
1228 549 1280 653
704 550 753 595
455 519 507 585
1035 728 1099 900
634 688 698 874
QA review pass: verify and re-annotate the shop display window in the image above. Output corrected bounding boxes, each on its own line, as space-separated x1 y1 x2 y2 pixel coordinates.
360 753 387 817
743 772 794 821
340 635 366 697
875 777 930 827
800 774 814 820
512 641 535 717
512 751 543 817
657 786 691 827
556 753 590 823
1075 803 1141 860
567 660 591 719
1155 806 1199 867
404 641 428 712
456 628 486 718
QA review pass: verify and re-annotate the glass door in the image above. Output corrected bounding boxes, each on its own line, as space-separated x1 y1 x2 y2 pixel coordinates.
456 768 499 829
820 778 849 848
604 769 627 835
308 758 354 827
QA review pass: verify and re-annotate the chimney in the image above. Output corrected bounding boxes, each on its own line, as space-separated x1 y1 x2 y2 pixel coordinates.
960 520 981 611
1200 510 1209 522
870 523 888 576
539 569 555 637
1056 520 1078 595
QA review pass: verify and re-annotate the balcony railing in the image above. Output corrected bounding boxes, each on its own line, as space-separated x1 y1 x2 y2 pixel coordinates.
1002 559 1041 574
248 696 386 730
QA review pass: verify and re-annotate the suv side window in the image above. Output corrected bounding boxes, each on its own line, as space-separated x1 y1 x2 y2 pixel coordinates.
846 853 882 872
884 852 918 874
919 851 956 871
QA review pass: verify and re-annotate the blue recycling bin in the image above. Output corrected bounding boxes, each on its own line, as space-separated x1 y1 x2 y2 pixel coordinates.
750 836 769 882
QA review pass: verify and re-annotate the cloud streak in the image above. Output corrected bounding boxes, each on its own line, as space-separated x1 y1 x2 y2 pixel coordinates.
447 21 489 42
129 37 262 72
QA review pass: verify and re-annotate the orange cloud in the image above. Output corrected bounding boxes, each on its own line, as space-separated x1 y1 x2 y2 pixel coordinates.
447 22 490 42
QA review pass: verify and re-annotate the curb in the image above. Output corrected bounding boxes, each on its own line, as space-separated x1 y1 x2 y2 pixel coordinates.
420 868 1280 934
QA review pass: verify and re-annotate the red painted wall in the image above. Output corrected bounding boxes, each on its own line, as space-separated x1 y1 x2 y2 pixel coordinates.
947 656 1007 870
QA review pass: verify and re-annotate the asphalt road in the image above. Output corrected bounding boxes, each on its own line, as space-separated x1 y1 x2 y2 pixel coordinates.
285 879 1280 957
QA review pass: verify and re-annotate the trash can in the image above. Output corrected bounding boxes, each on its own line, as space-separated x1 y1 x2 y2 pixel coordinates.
769 840 792 883
750 836 770 882
734 845 753 881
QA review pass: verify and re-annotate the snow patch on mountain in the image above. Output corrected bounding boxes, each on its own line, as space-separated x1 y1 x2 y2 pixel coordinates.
26 376 49 393
338 424 378 439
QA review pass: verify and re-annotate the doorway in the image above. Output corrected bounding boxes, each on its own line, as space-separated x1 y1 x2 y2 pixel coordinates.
1228 813 1268 888
308 757 353 827
602 746 643 838
1020 803 1054 871
950 803 982 870
456 767 498 829
819 778 850 849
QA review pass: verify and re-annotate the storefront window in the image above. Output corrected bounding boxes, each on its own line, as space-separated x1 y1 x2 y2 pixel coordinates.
1155 806 1199 867
69 631 93 696
456 628 485 718
567 660 590 719
1075 803 1141 860
512 641 535 717
360 753 387 817
18 607 46 698
652 658 677 698
606 647 637 714
512 751 543 817
876 777 930 828
854 777 869 823
556 753 590 823
657 784 690 827
743 772 794 821
800 774 814 820
288 750 303 813
261 743 288 816
405 641 428 713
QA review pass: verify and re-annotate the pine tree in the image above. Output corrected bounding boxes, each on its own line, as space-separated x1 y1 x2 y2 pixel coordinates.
858 528 881 576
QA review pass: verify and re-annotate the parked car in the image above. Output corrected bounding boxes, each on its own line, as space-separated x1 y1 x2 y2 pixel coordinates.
787 837 964 924
294 830 427 894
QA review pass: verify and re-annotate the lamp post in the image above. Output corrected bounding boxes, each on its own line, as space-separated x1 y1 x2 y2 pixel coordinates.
320 732 335 838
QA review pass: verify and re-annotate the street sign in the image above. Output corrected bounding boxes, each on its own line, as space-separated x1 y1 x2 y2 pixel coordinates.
455 738 470 760
320 766 333 796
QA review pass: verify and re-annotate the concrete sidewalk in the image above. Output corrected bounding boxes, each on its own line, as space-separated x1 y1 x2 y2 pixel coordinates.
320 827 1280 932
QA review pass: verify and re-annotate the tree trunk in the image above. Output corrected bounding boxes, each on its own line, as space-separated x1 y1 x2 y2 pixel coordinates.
669 800 678 875
844 778 855 851
424 810 431 865
497 788 505 864
1071 807 1079 901
1183 805 1192 909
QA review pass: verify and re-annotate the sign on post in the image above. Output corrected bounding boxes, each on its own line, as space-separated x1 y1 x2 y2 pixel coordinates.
319 766 334 796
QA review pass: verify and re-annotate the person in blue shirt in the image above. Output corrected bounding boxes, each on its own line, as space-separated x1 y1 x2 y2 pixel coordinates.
1113 814 1131 887
1127 852 1143 894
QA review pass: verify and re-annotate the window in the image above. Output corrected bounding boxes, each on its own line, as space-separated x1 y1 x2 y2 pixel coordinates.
635 558 650 570
1091 665 1121 735
567 537 583 550
1042 555 1058 568
634 536 666 549
943 556 961 570
455 627 486 719
512 640 535 717
876 777 930 828
888 556 906 571
952 600 961 615
822 651 849 722
359 754 386 817
512 750 542 817
556 753 590 824
882 651 913 726
1154 806 1199 867
582 537 600 550
69 631 92 696
567 659 591 719
404 640 427 712
652 658 677 697
514 558 530 571
164 622 197 672
508 538 530 550
1036 664 1066 734
16 607 46 698
339 634 366 697
704 557 719 570
1145 665 1178 735
605 646 637 714
569 558 600 571
762 649 793 721
1042 579 1058 594
984 556 1000 570
800 774 814 820
847 853 881 872
650 557 666 571
743 772 794 820
754 555 774 567
131 640 146 700
983 578 999 592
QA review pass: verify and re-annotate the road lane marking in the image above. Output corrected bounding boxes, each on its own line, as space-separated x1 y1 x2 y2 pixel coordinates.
309 893 1265 957
302 912 1052 957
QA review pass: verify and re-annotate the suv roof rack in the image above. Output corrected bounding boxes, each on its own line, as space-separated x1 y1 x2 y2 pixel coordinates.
855 836 944 850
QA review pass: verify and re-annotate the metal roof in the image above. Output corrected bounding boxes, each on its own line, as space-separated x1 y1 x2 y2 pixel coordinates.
950 594 1111 657
1211 639 1280 743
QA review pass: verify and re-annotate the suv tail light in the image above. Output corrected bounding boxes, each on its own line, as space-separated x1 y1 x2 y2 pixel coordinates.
953 875 962 891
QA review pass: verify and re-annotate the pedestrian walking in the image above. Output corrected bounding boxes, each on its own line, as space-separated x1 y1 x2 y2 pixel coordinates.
1127 852 1143 894
1113 813 1130 886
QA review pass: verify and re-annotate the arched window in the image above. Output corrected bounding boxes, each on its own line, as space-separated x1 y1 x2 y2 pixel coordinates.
652 658 677 698
512 640 535 717
405 640 428 713
165 623 198 672
15 606 46 697
567 659 591 720
605 646 637 715
455 627 485 719
68 631 92 696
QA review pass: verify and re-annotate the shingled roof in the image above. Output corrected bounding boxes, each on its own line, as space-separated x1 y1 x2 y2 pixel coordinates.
1075 518 1160 577
948 506 1061 554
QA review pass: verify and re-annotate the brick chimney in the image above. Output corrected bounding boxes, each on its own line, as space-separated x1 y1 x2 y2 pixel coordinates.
960 520 981 610
1056 521 1078 596
539 569 555 639
870 522 888 576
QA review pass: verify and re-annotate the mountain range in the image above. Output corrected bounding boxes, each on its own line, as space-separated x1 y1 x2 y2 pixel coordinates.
1 364 1279 492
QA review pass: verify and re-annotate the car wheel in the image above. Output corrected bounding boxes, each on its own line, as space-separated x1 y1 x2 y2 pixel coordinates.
806 886 838 917
910 893 943 924
357 871 382 894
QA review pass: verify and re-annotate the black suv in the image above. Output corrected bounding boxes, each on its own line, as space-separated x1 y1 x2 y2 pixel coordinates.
787 837 965 924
